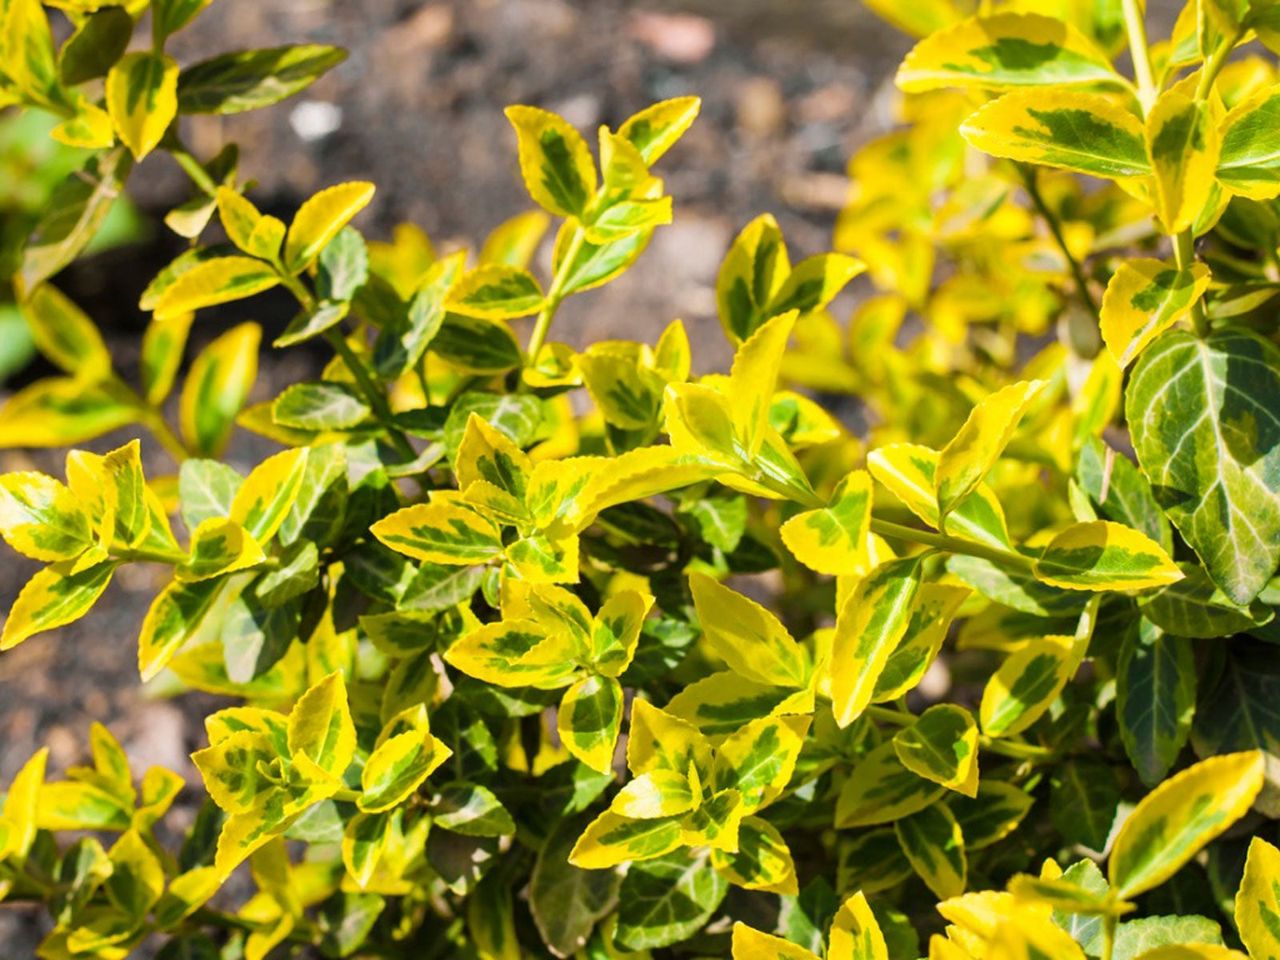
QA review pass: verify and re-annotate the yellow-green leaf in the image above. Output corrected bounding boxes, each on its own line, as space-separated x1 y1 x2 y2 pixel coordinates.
505 105 597 218
106 51 178 160
716 213 791 344
177 517 265 582
831 558 923 728
894 704 980 797
372 498 505 565
0 471 93 561
1109 751 1265 898
729 310 796 458
1100 259 1212 367
780 468 873 575
1 559 116 650
836 739 945 829
140 314 193 406
443 619 577 689
1146 89 1221 234
287 671 356 779
936 379 1045 527
359 710 451 813
21 284 111 380
283 181 375 274
829 890 890 960
229 447 308 543
1032 520 1183 591
689 571 809 688
617 96 702 165
568 809 684 870
895 803 967 899
868 443 1012 550
216 187 286 261
960 90 1150 178
731 924 818 960
446 264 544 320
1217 86 1280 199
557 674 624 774
155 257 279 321
1235 836 1280 960
711 816 798 895
896 13 1122 93
980 634 1081 738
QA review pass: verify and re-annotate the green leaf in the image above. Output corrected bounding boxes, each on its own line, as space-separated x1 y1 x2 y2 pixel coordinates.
949 780 1035 850
360 726 450 813
614 848 729 951
530 814 621 957
835 739 945 828
894 803 966 899
766 252 865 317
430 782 513 836
1140 563 1272 638
689 572 809 688
872 583 970 702
106 51 179 160
284 181 375 274
1217 86 1280 199
1032 520 1183 592
1192 641 1280 818
1100 259 1212 367
180 322 260 456
431 313 523 375
1109 751 1265 899
1050 757 1121 851
557 674 623 774
178 517 263 582
1126 329 1280 605
177 44 346 114
893 704 979 797
272 381 370 431
178 459 243 532
317 226 368 301
20 147 132 292
1 559 116 651
713 715 809 814
897 12 1123 92
274 302 349 349
505 105 597 217
229 447 308 543
830 558 922 728
711 816 797 895
1076 437 1173 554
960 90 1149 178
21 284 111 382
1116 619 1196 787
151 0 212 42
137 576 225 680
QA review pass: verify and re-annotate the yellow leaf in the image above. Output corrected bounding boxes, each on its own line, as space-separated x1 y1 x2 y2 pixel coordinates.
828 890 889 960
284 181 375 274
936 380 1045 527
1032 520 1183 592
1146 89 1221 234
229 447 308 544
731 923 818 960
729 310 796 458
780 469 873 576
217 187 286 262
1100 259 1212 367
1236 836 1280 960
106 52 179 160
155 257 280 321
1109 751 1265 898
179 322 261 457
504 105 597 218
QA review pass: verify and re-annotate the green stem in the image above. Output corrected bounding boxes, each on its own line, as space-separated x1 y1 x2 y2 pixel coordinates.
1019 164 1100 324
1121 0 1157 111
277 270 417 460
169 143 219 197
979 736 1056 761
1173 230 1210 336
1102 913 1118 960
865 705 914 727
868 517 1037 574
526 224 585 362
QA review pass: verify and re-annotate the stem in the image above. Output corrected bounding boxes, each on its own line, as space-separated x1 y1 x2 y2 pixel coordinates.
526 224 585 361
865 705 914 727
868 517 1038 573
1019 165 1100 323
277 271 418 461
1173 230 1210 336
979 736 1056 761
109 374 189 464
1102 913 1118 960
1121 0 1157 111
169 144 219 196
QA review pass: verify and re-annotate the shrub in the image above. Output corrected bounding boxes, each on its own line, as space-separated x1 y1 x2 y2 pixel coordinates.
1 0 1279 957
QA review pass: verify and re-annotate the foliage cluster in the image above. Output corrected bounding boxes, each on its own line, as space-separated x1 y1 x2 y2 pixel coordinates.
1 0 1280 958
